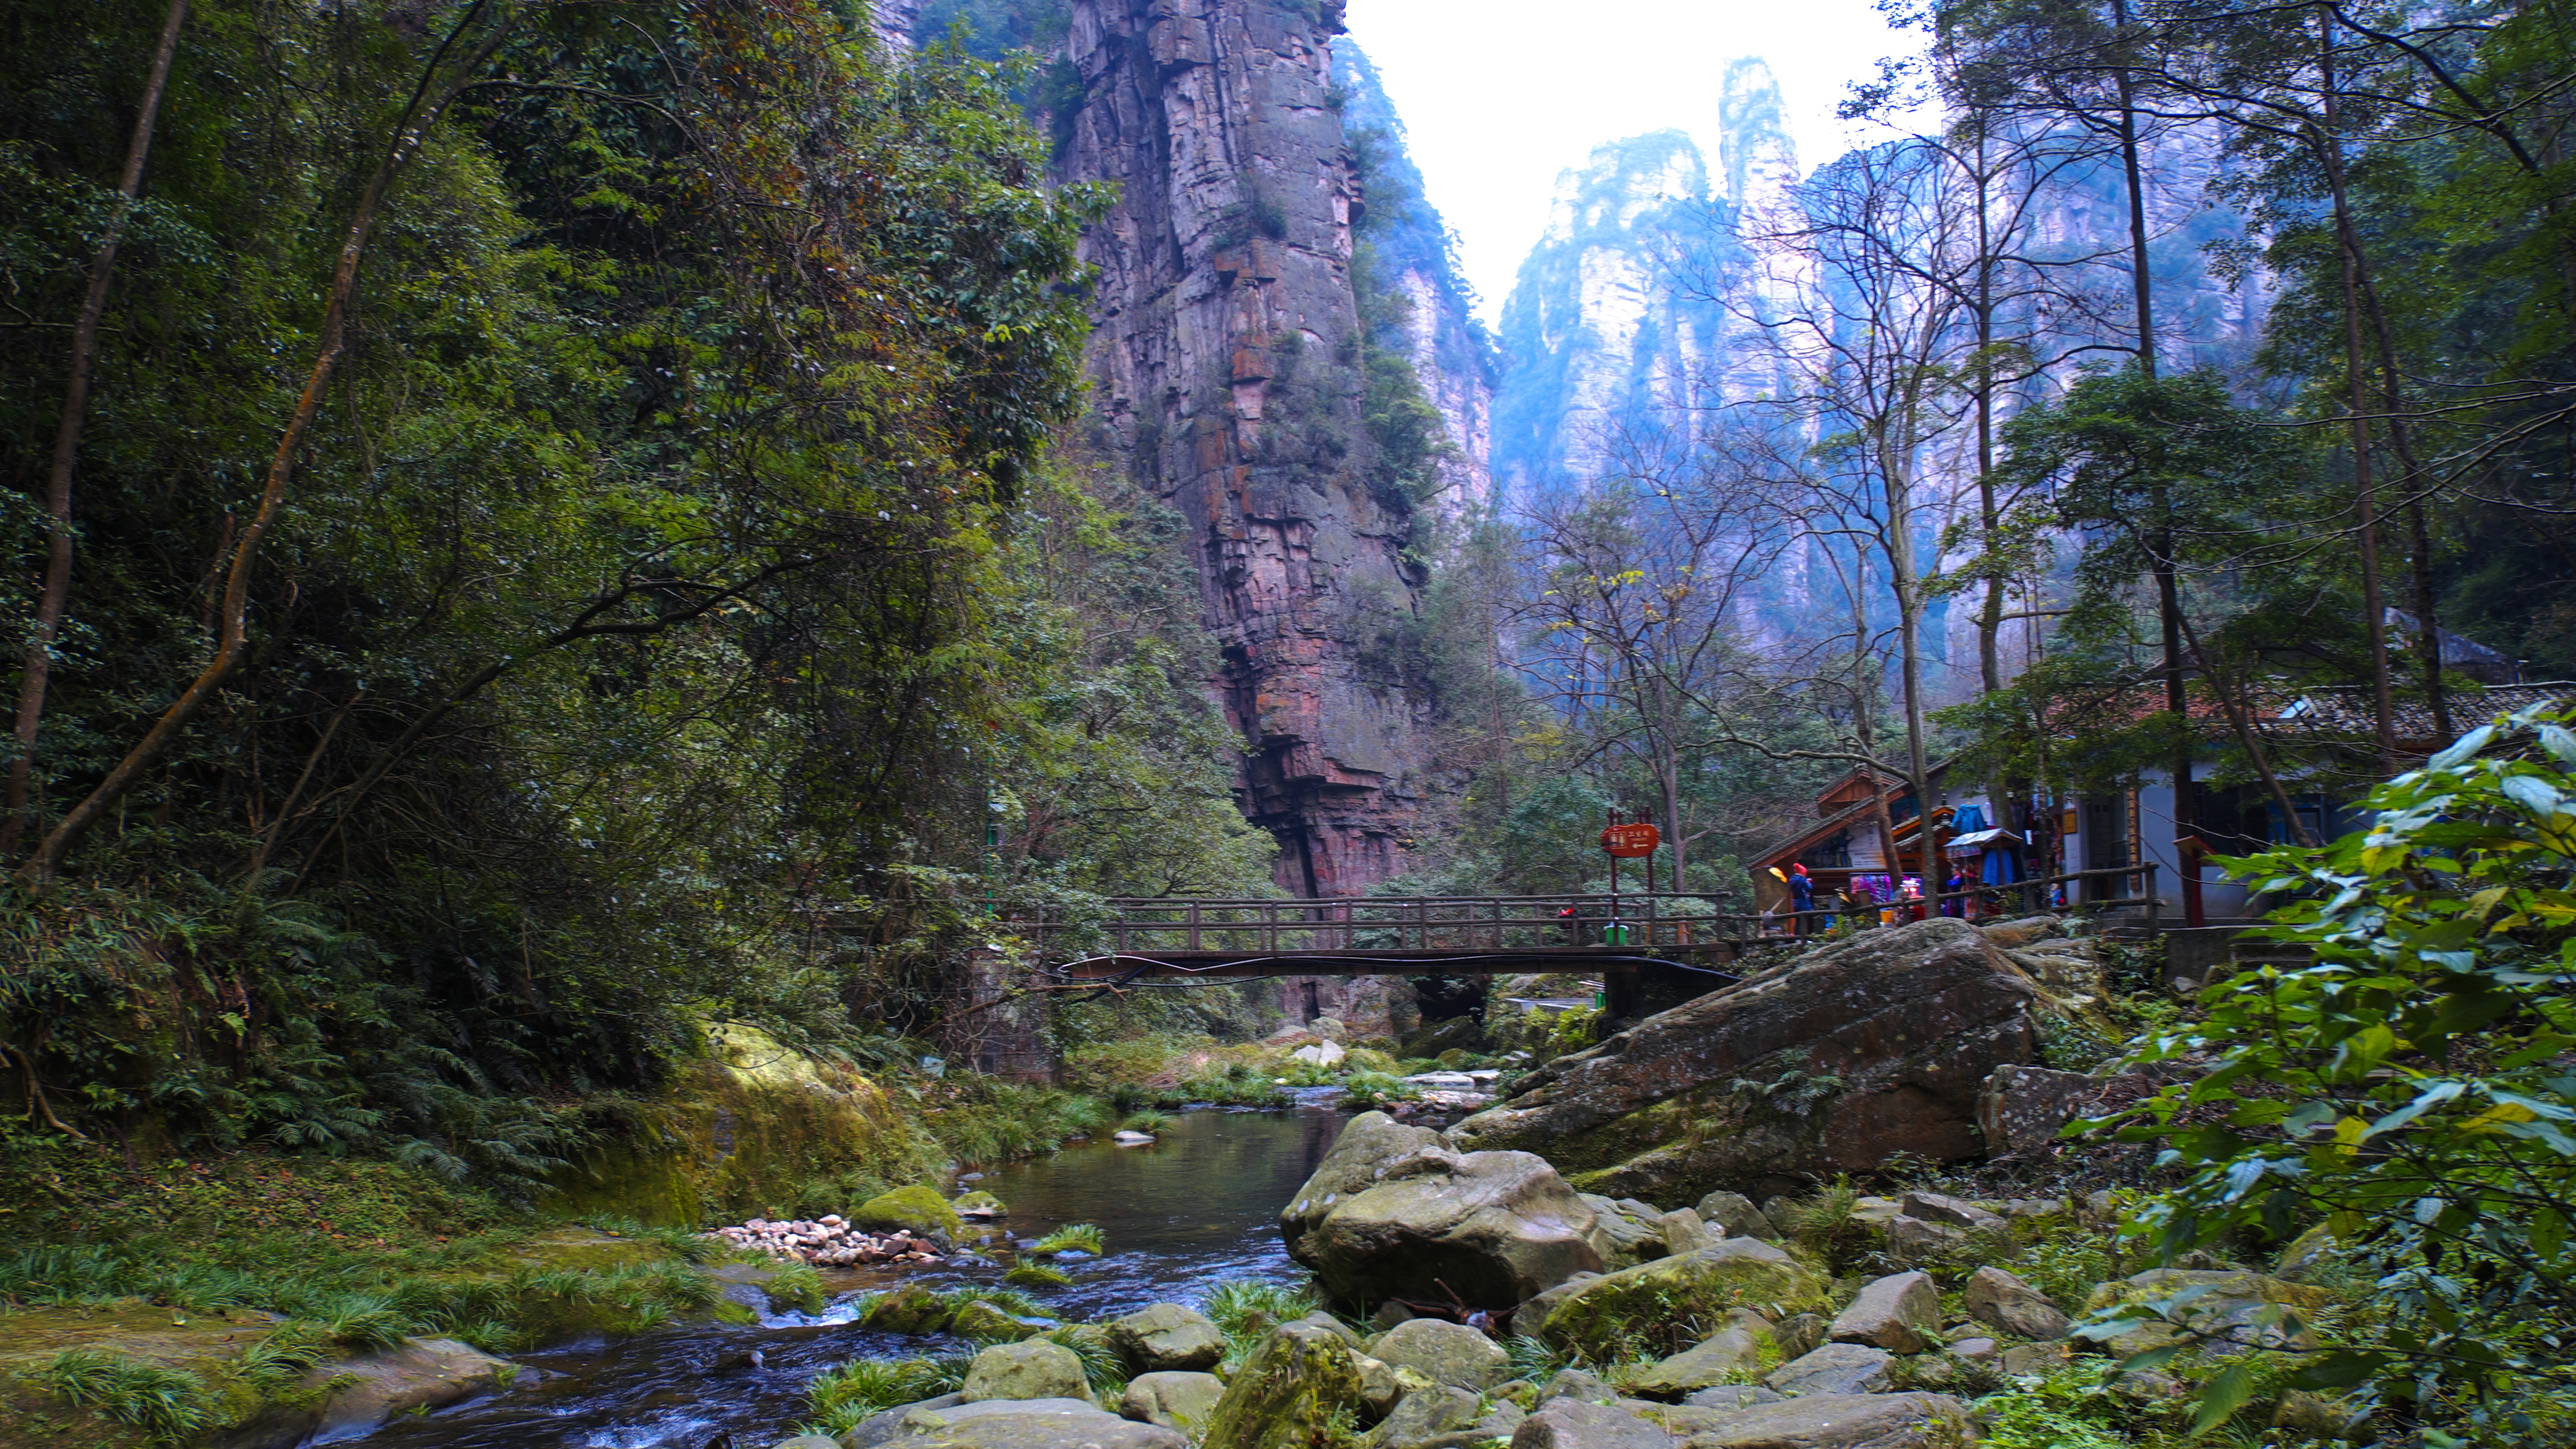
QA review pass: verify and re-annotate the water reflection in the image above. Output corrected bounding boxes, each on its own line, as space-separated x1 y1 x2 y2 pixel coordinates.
355 1105 1344 1448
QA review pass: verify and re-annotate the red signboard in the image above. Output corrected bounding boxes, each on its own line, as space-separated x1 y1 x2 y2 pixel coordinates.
1600 822 1661 858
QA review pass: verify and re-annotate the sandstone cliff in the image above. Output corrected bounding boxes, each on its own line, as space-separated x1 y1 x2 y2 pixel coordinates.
1055 0 1436 897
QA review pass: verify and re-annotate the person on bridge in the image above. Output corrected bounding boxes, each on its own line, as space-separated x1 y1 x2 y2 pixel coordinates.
1788 863 1814 935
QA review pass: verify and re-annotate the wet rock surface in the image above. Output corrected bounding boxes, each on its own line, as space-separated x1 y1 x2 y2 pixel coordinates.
1282 1111 1609 1307
1449 920 2047 1202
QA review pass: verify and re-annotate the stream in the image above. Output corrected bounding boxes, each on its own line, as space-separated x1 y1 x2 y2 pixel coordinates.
355 1104 1346 1448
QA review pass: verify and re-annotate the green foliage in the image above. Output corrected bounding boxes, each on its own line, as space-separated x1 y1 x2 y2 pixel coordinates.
805 1353 974 1435
1042 1324 1132 1393
1004 1261 1072 1288
921 1078 1111 1167
763 1258 829 1316
2098 703 2576 1438
1202 1279 1321 1366
39 1349 212 1443
1030 1222 1106 1255
1119 1110 1177 1134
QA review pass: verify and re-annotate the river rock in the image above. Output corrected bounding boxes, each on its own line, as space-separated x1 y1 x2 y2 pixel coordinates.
1293 1041 1347 1067
1122 1372 1227 1437
1297 1311 1370 1352
949 1300 1041 1342
781 1437 846 1449
1201 1323 1366 1449
1368 1318 1511 1390
284 1336 514 1443
960 1341 1094 1404
1449 920 2046 1202
1354 1356 1435 1417
1580 1194 1670 1267
1898 1192 2007 1233
1282 1111 1609 1308
1828 1272 1940 1354
1510 1398 1676 1449
1679 1386 1784 1411
2000 1342 2067 1376
1624 1309 1778 1400
1365 1384 1484 1449
885 1398 1187 1449
1656 1209 1708 1253
865 1284 953 1335
1539 1369 1613 1404
1106 1304 1229 1373
856 1185 965 1239
1764 1344 1892 1396
953 1191 1008 1219
1961 1266 2068 1340
1676 1392 1975 1447
843 1394 967 1448
1526 1240 1827 1360
1773 1313 1827 1361
2084 1269 2331 1359
1976 1063 2107 1158
1881 1216 1966 1257
1693 1192 1775 1242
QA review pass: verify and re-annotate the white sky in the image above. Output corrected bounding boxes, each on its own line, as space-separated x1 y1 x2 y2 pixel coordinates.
1341 0 1934 322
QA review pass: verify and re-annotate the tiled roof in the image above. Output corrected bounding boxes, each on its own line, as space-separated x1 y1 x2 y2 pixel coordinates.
2253 682 2573 745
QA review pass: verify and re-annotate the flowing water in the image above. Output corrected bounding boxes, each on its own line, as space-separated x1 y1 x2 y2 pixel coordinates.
355 1104 1347 1449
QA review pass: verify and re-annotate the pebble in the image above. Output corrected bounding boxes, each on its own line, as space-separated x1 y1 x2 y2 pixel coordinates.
704 1216 944 1267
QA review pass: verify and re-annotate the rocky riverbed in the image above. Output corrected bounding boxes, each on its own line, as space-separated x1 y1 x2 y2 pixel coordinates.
732 915 2355 1449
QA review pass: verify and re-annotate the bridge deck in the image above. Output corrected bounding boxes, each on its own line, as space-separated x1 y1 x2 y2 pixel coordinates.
1053 944 1744 981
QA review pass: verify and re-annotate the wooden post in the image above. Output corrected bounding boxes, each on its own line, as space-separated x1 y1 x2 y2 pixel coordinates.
1188 899 1202 951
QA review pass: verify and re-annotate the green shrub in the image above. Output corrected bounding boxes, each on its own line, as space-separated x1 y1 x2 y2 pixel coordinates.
1202 1279 1321 1365
1005 1262 1073 1287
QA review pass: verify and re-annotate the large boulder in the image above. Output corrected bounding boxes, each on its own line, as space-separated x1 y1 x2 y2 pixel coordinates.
1201 1323 1366 1449
1106 1304 1228 1373
854 1184 965 1239
1510 1399 1676 1449
1975 1064 2108 1158
880 1399 1186 1449
1961 1266 2068 1340
1450 920 2046 1202
1676 1393 1976 1448
1763 1345 1891 1397
2085 1269 2331 1360
1525 1240 1828 1359
1693 1192 1777 1242
1367 1319 1511 1390
864 1284 953 1335
1122 1373 1227 1438
1283 1112 1609 1308
960 1341 1094 1405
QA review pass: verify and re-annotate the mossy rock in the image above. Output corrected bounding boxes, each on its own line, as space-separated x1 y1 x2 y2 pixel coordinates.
953 1190 1007 1217
1534 1241 1828 1360
864 1284 955 1335
537 1024 946 1226
950 1299 1042 1342
855 1184 966 1237
1201 1323 1364 1449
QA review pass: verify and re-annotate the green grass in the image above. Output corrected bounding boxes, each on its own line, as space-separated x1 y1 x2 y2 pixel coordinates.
1202 1279 1321 1365
41 1349 214 1443
1004 1261 1072 1287
1042 1325 1131 1394
803 1353 973 1436
1030 1223 1106 1255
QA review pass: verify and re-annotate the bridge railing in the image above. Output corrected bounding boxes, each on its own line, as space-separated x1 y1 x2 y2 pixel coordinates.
1038 894 1743 954
995 864 2165 957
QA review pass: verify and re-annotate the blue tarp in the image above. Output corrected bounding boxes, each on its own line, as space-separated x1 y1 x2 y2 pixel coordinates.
1981 848 2022 885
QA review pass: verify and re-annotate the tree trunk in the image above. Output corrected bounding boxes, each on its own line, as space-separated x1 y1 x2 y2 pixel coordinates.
2111 0 2156 378
2319 14 2399 769
18 4 514 884
3 0 190 859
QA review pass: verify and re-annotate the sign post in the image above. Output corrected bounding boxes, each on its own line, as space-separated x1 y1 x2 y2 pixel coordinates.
1598 811 1661 947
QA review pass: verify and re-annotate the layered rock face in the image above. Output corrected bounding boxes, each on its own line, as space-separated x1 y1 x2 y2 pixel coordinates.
1058 0 1432 897
1447 919 2045 1202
